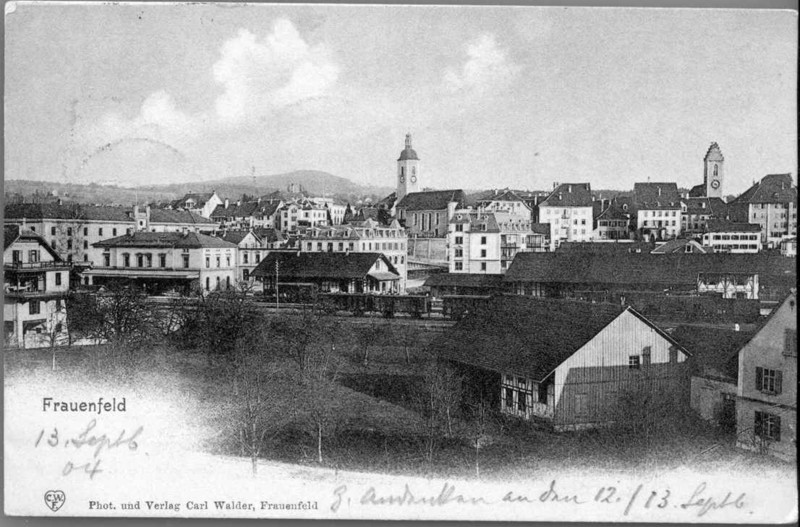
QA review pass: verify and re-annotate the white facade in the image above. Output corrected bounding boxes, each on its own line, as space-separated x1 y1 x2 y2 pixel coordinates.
637 208 681 240
702 231 761 254
538 206 593 249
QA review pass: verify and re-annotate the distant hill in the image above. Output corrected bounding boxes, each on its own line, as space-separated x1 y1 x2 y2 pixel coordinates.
5 171 395 207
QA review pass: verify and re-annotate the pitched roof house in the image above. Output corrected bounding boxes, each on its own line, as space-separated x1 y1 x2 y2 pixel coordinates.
395 189 466 237
433 296 690 430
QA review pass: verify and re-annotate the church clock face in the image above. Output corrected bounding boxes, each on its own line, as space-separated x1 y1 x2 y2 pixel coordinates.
399 174 405 183
711 179 720 189
410 175 417 183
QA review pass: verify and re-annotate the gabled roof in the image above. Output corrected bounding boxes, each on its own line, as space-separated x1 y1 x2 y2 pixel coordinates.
396 190 466 211
251 251 398 280
449 212 501 232
651 239 710 254
474 189 528 204
210 200 282 219
633 182 681 210
218 230 255 245
704 142 724 162
732 173 797 205
688 183 707 198
682 197 728 216
93 232 237 249
504 251 796 285
673 325 751 379
4 225 64 261
148 209 217 225
170 192 216 209
433 296 630 381
253 228 286 244
531 223 551 235
539 183 593 208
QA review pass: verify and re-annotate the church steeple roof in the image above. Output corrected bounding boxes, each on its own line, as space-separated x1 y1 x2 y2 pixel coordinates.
704 142 724 162
397 133 419 161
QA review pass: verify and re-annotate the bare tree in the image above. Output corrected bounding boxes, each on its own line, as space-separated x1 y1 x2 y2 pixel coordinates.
414 358 464 464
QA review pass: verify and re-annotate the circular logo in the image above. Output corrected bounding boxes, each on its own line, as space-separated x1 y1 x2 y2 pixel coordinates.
711 180 720 189
399 175 405 183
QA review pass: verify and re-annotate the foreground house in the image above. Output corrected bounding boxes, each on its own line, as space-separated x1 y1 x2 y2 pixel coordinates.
727 173 798 250
4 226 71 348
434 296 690 431
736 292 796 462
252 251 401 294
87 232 238 294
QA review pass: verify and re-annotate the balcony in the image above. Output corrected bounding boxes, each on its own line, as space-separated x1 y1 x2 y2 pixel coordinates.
4 261 71 273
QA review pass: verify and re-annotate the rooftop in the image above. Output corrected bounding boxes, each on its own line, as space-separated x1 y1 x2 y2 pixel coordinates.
252 251 398 280
93 231 237 249
396 189 466 211
539 183 593 208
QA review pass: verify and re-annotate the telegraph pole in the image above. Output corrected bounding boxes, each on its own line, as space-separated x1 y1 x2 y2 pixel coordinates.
275 259 280 311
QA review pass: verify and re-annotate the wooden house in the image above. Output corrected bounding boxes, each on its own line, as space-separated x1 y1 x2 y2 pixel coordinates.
434 296 690 431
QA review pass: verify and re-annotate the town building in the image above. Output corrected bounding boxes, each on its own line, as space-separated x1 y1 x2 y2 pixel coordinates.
4 203 217 270
423 273 504 297
688 142 726 199
593 196 633 240
253 227 288 249
633 182 682 241
396 190 466 238
278 201 329 233
307 197 347 225
210 198 283 230
780 237 796 257
4 226 71 348
651 238 710 254
680 197 729 237
166 191 224 218
448 211 543 274
434 296 690 430
395 133 422 204
87 232 238 294
472 189 532 220
299 218 408 292
537 183 594 249
727 173 798 249
701 220 762 254
219 230 264 284
252 251 401 294
736 292 796 461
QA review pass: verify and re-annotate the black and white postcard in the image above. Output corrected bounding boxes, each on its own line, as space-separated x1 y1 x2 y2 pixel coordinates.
4 2 798 522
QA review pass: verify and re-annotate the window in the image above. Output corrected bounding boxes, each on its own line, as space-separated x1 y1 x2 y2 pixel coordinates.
84 227 88 236
55 273 62 286
136 254 144 267
205 277 210 291
455 224 463 232
146 254 153 267
123 253 130 267
67 239 73 250
113 228 117 236
785 329 797 357
480 262 487 271
754 411 781 441
103 253 110 266
455 236 463 245
480 236 487 245
51 227 56 235
226 256 231 267
454 262 463 271
629 355 641 369
83 240 88 249
29 301 40 315
480 249 487 257
159 254 167 267
182 255 190 268
243 253 249 264
755 367 782 395
575 394 588 416
205 257 210 268
455 248 463 258
67 227 72 237
29 250 40 263
99 228 104 236
243 269 250 281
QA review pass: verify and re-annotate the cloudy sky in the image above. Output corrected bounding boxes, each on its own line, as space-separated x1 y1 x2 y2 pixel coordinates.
4 4 797 194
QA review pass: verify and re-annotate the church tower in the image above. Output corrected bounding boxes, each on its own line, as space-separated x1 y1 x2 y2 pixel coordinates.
397 133 420 202
703 142 724 198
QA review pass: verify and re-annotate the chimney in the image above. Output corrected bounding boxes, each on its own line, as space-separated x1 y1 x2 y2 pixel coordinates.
657 187 662 197
568 185 572 193
224 198 230 209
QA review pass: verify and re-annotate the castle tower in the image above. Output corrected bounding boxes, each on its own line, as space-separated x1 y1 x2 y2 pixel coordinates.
703 142 724 198
397 133 420 202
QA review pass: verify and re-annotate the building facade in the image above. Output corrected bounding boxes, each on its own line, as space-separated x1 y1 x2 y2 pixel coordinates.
537 183 594 249
4 226 71 348
728 173 798 250
633 183 682 241
736 293 797 462
701 221 762 254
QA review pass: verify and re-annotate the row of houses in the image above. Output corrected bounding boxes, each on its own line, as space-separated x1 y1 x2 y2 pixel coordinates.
431 292 796 462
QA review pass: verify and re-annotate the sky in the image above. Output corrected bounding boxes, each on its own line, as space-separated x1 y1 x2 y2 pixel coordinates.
4 3 797 195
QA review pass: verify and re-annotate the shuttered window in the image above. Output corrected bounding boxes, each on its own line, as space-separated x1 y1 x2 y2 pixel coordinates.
755 367 782 395
754 411 781 441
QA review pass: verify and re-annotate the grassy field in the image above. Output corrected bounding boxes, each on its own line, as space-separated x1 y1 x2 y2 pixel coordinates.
4 331 792 482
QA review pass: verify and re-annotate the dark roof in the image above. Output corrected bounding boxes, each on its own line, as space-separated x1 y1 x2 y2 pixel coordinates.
148 209 216 225
732 173 797 205
396 190 466 211
253 228 285 243
673 325 751 379
505 251 796 285
557 241 653 254
705 220 761 233
473 189 527 204
539 183 593 208
218 230 253 245
3 225 64 261
682 197 728 216
688 183 707 198
5 203 133 222
449 212 500 232
423 273 504 289
251 252 397 280
210 200 282 219
433 296 629 381
398 148 419 161
633 182 681 210
651 239 710 254
170 192 215 209
93 232 237 249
